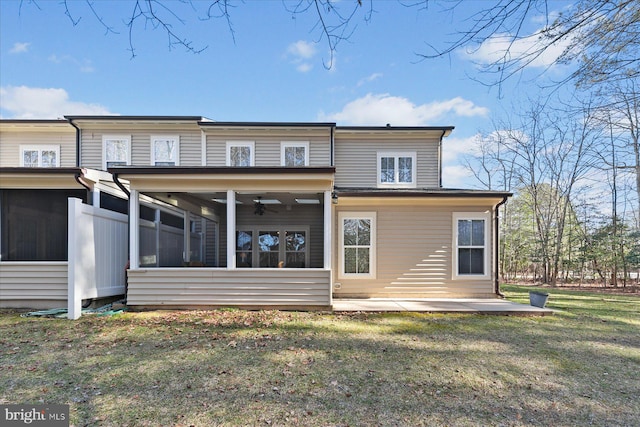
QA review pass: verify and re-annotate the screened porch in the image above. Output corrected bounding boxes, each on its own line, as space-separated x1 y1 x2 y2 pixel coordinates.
112 166 335 308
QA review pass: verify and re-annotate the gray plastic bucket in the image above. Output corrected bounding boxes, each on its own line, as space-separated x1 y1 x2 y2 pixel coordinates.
529 291 549 308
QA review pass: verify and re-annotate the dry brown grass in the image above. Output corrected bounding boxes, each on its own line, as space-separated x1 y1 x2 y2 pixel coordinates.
1 285 639 426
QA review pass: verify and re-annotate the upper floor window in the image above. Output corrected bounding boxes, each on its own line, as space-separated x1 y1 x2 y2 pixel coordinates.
103 135 131 170
151 135 180 166
281 142 309 167
20 145 59 167
226 141 255 167
377 151 416 188
452 212 490 279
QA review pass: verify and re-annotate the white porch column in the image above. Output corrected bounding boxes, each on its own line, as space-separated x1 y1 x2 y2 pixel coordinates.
92 188 100 207
183 211 191 263
154 209 160 267
129 189 140 269
324 190 332 270
226 189 236 269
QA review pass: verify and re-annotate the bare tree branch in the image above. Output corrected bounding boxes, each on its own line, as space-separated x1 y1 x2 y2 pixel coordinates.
285 0 370 69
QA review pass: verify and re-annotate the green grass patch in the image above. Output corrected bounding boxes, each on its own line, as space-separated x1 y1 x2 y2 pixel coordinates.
1 286 639 426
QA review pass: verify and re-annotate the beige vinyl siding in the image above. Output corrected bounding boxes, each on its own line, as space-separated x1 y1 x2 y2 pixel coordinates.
0 130 76 167
204 131 331 166
0 262 67 308
131 132 150 165
179 131 203 166
334 135 439 188
333 203 495 298
79 131 102 169
79 125 202 169
126 268 331 308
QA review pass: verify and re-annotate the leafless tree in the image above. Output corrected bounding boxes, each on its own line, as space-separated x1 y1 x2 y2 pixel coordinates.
468 99 599 285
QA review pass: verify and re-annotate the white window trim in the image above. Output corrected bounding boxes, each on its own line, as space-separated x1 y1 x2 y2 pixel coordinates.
452 211 491 280
150 135 180 166
376 151 417 188
103 135 131 170
338 211 376 280
236 225 311 268
20 145 60 167
281 141 309 167
226 141 255 166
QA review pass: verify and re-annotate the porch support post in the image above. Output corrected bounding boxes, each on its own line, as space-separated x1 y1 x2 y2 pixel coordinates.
129 189 140 269
323 190 332 270
183 211 190 264
226 189 236 269
92 188 100 207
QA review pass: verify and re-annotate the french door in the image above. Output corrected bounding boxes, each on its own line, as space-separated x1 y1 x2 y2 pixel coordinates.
236 226 309 268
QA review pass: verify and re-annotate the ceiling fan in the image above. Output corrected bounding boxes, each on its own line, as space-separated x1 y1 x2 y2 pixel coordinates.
254 197 266 215
254 196 280 215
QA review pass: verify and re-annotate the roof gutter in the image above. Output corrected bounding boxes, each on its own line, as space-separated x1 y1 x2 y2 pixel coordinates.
73 168 92 192
494 195 510 298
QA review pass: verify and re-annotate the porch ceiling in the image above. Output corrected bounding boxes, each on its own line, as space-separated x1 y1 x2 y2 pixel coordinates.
146 191 325 220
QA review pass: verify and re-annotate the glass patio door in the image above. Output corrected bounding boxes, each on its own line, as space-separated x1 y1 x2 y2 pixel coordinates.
237 227 309 268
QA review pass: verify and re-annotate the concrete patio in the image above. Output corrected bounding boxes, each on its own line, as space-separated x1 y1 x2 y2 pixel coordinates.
332 298 553 315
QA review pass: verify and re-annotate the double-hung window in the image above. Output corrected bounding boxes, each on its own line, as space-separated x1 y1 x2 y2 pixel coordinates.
281 142 309 167
20 145 60 167
226 142 255 167
103 135 131 170
453 212 490 279
338 212 376 279
151 135 179 166
377 152 416 188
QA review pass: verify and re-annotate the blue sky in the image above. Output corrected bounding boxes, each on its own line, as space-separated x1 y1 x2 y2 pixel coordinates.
0 0 573 187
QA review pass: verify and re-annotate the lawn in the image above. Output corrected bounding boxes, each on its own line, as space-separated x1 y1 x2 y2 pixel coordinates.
1 284 639 426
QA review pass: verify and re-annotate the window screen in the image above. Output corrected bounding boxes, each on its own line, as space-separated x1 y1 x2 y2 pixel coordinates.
1 189 87 261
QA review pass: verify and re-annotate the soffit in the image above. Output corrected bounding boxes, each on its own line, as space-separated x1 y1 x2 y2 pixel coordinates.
0 168 85 189
111 167 335 192
0 121 74 133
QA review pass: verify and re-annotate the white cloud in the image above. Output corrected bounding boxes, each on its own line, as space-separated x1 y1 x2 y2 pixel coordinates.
0 86 114 119
442 134 484 164
48 54 95 73
462 29 573 69
318 93 489 125
357 73 383 87
285 40 317 72
440 135 487 188
287 40 316 59
442 164 475 189
9 42 30 54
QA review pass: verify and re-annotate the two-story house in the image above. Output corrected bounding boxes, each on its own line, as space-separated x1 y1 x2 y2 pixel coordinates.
0 115 510 314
